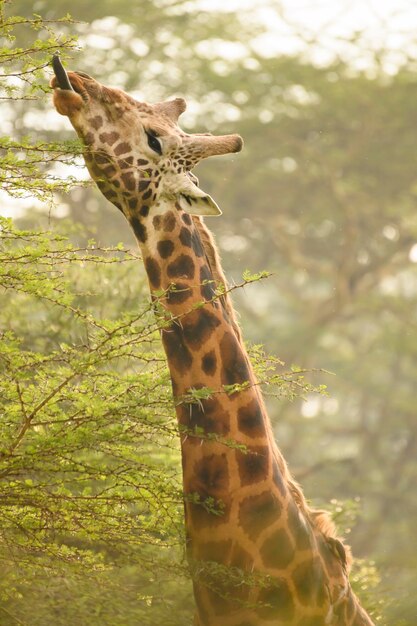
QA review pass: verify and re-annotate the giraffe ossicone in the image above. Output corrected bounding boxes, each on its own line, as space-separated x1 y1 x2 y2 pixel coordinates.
50 55 375 626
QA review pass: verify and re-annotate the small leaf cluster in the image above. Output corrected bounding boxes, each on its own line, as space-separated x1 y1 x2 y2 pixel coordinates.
0 6 83 203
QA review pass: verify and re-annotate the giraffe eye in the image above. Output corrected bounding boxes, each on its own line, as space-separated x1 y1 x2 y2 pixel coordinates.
146 131 162 155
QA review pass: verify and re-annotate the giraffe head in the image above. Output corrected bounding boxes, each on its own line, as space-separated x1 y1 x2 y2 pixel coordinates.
50 55 242 218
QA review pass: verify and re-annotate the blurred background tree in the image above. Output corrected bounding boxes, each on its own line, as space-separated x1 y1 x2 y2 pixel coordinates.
1 0 417 623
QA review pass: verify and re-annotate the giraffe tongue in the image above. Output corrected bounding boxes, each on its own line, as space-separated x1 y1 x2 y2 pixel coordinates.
52 54 75 91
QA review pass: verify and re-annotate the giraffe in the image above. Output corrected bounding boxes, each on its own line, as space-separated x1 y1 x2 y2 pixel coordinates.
50 55 375 626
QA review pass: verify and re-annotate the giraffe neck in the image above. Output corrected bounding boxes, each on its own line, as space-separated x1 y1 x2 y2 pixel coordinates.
126 198 373 626
128 197 244 391
127 198 331 624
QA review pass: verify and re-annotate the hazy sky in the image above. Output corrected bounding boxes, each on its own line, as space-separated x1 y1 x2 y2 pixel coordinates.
200 0 417 37
198 0 417 69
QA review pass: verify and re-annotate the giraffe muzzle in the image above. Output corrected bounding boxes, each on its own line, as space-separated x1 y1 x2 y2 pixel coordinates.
52 54 75 91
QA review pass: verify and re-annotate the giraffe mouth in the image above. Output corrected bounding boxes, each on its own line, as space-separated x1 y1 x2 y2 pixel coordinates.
51 54 90 104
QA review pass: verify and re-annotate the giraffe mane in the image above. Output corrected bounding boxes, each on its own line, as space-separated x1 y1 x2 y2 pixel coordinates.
288 474 353 571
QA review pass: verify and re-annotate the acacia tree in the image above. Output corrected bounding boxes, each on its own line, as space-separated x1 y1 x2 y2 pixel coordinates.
0 8 331 625
0 8 193 624
0 218 196 625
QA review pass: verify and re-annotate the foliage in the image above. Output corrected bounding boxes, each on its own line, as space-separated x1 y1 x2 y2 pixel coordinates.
0 221 324 625
0 0 82 205
0 215 195 624
1 0 415 623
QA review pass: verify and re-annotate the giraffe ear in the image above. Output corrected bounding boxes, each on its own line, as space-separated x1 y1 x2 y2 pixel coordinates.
176 178 222 216
154 98 187 122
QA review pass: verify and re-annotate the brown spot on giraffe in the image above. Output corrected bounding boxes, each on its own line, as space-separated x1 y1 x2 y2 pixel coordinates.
236 446 269 486
99 131 119 145
120 172 135 190
139 179 151 192
200 265 216 301
129 215 147 243
163 210 177 232
152 215 162 230
182 212 192 225
167 253 195 280
162 322 193 375
88 115 103 129
292 557 327 607
237 399 267 438
187 453 231 529
239 490 283 540
201 349 217 376
157 239 174 259
144 257 161 289
219 331 251 388
181 308 221 349
179 226 192 247
260 527 295 569
120 155 134 168
193 453 230 498
166 282 192 305
114 141 131 155
257 581 295 621
179 394 230 436
51 58 375 626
